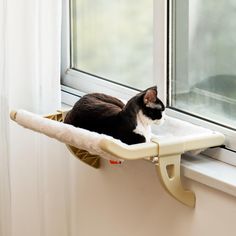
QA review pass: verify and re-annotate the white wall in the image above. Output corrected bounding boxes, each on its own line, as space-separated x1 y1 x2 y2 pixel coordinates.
10 131 236 236
67 153 236 236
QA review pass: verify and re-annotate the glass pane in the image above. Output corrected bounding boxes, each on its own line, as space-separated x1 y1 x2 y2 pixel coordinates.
171 0 236 129
70 0 153 90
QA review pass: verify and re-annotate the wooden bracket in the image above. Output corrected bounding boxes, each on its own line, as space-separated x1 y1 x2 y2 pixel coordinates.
45 111 100 168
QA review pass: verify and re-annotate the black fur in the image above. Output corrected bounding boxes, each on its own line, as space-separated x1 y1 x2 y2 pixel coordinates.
64 86 165 145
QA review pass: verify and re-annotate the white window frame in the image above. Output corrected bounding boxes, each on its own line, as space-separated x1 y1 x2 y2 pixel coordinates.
61 0 236 165
165 0 236 153
61 0 142 102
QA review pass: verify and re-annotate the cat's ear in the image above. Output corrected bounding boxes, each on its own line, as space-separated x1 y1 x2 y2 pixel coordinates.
143 88 157 105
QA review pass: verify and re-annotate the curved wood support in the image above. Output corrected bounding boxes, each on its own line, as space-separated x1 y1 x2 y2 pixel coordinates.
66 145 100 168
156 154 196 207
45 111 100 168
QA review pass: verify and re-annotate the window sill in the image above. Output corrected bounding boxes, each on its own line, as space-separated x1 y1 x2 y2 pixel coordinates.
182 153 236 198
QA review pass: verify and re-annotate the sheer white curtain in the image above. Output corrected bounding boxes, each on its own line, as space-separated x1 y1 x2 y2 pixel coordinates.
0 1 70 236
0 1 11 235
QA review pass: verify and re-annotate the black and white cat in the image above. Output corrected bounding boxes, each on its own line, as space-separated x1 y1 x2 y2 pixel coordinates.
64 86 165 145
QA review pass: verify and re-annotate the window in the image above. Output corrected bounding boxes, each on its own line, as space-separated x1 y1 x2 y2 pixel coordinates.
167 0 236 152
169 0 236 130
62 0 236 155
69 0 154 90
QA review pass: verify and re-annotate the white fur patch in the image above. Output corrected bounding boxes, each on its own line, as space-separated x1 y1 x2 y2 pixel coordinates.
133 111 153 142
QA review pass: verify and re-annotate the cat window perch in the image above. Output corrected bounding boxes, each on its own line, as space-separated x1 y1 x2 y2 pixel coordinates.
10 109 225 208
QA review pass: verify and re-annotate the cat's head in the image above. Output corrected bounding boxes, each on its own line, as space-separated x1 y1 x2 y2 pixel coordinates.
140 86 165 124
